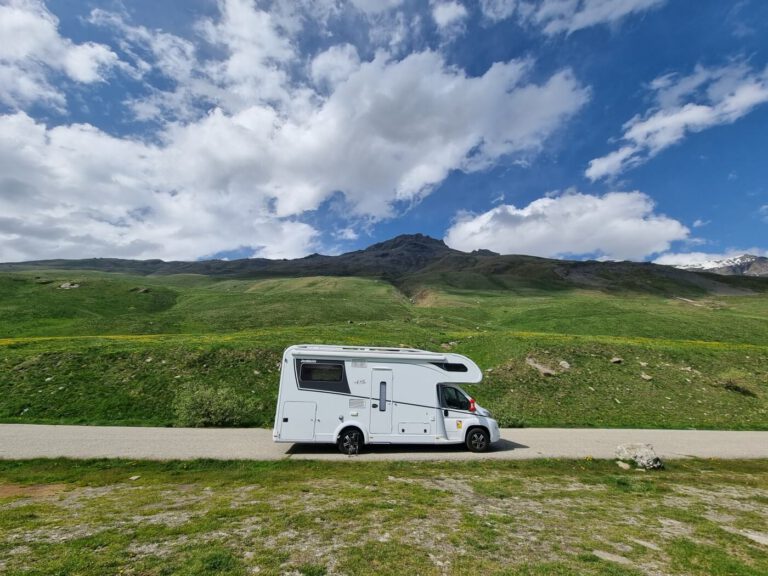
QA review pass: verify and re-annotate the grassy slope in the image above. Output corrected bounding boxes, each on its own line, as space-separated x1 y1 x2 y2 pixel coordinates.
0 270 767 429
1 459 768 575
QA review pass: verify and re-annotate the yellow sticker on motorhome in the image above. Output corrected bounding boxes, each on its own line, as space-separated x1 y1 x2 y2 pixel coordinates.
456 420 463 429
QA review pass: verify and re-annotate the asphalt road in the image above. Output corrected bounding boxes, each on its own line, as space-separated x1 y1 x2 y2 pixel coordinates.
2 424 768 461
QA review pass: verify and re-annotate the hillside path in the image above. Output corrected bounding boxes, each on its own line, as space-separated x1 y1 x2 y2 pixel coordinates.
2 424 768 461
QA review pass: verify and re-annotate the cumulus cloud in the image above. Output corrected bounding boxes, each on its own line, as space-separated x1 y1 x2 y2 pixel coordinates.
479 0 665 33
0 0 590 262
444 191 689 260
0 111 317 262
431 1 469 37
310 44 361 89
587 61 768 181
0 0 119 109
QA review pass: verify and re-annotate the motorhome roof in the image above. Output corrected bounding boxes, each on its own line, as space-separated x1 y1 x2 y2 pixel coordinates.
287 344 448 362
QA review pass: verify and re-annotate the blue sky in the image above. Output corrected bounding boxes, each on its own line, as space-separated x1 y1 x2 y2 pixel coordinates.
1 0 767 265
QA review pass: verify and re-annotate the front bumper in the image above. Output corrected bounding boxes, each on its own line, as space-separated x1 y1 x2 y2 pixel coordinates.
488 418 501 443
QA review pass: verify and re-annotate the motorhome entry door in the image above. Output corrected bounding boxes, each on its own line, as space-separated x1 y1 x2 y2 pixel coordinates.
370 368 393 434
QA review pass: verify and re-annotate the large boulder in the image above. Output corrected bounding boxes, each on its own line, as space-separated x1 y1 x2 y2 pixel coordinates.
615 443 664 470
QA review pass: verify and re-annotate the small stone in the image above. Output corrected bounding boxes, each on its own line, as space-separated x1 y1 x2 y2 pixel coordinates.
526 357 557 377
145 357 153 363
129 475 141 481
616 443 664 470
640 372 653 381
616 461 631 470
559 360 571 370
611 357 623 364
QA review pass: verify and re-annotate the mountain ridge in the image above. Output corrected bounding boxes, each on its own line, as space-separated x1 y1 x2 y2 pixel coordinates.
2 234 767 296
672 254 768 277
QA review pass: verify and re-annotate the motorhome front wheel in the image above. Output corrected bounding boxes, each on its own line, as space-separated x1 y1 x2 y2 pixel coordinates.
466 428 490 452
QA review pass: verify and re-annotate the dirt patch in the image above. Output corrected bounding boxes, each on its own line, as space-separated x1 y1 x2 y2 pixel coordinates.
0 483 67 499
719 527 768 546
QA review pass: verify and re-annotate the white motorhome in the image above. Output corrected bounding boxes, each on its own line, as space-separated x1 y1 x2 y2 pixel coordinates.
272 344 500 453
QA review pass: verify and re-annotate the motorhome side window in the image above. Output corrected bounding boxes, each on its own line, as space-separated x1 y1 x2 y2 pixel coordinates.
295 359 350 393
439 385 470 411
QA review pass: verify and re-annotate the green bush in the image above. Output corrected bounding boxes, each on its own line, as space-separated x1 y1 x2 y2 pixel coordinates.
173 383 255 427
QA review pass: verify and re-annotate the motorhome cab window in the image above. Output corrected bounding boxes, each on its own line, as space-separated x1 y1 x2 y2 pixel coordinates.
439 385 470 411
295 359 350 393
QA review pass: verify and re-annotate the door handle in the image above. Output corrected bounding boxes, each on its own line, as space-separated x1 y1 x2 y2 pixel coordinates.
372 403 378 408
443 409 449 417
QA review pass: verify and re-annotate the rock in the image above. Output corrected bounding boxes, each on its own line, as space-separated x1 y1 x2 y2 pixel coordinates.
610 357 623 364
558 360 571 370
440 343 452 350
615 443 664 470
58 282 80 289
525 357 557 377
640 372 653 381
129 475 141 481
616 460 631 470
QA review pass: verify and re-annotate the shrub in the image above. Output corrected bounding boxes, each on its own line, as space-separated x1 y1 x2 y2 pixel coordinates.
173 383 255 427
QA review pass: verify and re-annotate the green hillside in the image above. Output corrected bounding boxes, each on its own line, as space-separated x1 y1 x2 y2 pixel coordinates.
1 269 767 429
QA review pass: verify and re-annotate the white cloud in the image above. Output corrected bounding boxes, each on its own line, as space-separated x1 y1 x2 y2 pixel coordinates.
692 219 709 228
587 61 768 181
0 111 318 262
310 44 361 89
479 0 664 33
760 205 768 223
335 227 360 241
444 191 689 260
0 0 119 109
529 0 666 35
432 1 469 34
0 1 590 262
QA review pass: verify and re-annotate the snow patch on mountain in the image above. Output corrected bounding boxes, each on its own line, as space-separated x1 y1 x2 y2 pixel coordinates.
655 252 768 276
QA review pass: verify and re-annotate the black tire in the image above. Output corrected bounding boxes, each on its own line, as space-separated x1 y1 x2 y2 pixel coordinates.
337 427 363 455
466 427 490 453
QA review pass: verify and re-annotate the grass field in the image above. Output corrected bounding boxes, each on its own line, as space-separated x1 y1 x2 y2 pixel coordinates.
1 458 768 575
1 270 767 429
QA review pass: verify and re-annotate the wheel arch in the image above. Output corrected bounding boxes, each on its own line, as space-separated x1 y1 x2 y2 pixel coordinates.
334 421 368 444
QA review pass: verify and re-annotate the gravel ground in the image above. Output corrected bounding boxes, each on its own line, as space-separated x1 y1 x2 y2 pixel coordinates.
2 424 768 461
